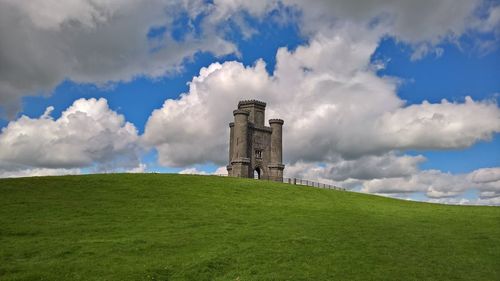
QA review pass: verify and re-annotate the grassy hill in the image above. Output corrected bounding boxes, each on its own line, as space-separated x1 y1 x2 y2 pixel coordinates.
0 174 499 281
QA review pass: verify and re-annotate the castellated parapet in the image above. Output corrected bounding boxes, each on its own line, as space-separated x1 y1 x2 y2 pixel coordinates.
227 100 284 181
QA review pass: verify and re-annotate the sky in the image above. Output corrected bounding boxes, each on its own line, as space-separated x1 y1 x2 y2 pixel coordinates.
0 0 499 205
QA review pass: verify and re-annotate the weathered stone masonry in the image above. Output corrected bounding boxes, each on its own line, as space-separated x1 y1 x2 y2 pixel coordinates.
227 100 284 181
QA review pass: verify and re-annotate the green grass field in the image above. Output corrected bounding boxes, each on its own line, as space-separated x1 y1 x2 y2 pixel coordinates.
0 174 499 280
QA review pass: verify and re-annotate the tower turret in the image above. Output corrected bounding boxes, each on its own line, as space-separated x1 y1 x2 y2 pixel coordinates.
227 122 235 175
230 109 251 177
268 119 284 181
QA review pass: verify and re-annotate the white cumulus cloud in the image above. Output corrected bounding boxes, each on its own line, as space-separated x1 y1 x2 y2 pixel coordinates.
212 0 499 57
0 0 236 116
179 167 209 175
0 98 140 174
0 167 80 178
362 167 500 201
286 153 426 182
143 29 500 167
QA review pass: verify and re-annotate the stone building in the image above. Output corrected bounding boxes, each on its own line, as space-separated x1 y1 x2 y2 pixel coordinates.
226 100 284 181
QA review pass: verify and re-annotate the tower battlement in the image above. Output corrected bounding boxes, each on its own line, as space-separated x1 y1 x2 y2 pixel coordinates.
237 99 267 127
269 119 284 125
237 99 266 107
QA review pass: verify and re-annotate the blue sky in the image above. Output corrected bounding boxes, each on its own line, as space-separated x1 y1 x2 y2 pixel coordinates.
0 0 499 205
373 38 500 174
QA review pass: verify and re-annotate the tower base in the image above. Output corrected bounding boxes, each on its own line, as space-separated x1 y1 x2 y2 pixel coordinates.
230 158 251 178
268 164 285 182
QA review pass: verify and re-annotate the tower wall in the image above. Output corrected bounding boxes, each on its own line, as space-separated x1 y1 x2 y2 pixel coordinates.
238 100 266 127
250 126 272 180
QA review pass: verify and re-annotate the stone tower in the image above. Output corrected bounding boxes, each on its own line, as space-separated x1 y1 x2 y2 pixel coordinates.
227 100 284 181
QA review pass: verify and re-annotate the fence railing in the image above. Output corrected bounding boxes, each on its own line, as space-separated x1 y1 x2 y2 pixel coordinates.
215 174 345 191
282 177 345 191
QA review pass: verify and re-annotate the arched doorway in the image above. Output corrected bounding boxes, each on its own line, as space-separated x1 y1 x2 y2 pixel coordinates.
254 167 261 179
